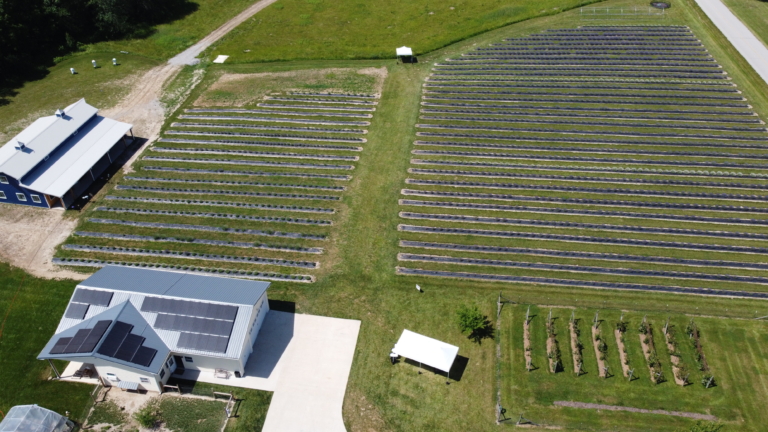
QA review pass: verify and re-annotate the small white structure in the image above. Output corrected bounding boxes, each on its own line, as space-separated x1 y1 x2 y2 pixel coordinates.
91 60 97 68
112 58 117 66
0 405 74 432
213 55 230 64
396 46 415 63
392 329 458 378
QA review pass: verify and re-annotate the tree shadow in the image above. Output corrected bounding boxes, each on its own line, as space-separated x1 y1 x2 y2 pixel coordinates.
467 317 494 344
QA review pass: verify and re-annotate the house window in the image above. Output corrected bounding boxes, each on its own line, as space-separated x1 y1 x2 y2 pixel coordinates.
140 377 150 383
31 195 41 203
167 357 174 368
160 369 166 379
184 357 193 363
0 175 7 184
16 193 26 201
0 191 5 199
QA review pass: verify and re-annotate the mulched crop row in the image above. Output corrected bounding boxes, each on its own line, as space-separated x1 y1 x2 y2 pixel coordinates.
89 217 326 239
404 178 768 200
142 166 352 181
151 147 360 161
399 211 768 240
124 176 345 191
398 253 768 284
105 195 335 213
62 245 319 268
398 225 768 254
399 240 768 270
94 207 332 226
114 185 340 200
143 156 354 170
185 108 372 118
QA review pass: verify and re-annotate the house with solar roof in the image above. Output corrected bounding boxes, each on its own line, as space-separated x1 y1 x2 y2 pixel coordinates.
0 98 133 208
38 266 270 393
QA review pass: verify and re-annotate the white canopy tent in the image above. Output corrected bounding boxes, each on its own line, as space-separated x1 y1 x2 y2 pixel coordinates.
396 46 415 63
392 329 458 381
395 46 413 57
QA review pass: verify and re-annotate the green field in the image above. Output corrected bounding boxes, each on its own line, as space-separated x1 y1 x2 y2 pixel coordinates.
209 0 601 63
6 0 768 430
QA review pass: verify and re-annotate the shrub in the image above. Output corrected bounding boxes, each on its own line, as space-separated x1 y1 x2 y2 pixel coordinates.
134 405 161 429
616 320 628 333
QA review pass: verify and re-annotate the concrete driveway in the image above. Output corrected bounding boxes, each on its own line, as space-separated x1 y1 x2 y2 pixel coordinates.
179 311 361 432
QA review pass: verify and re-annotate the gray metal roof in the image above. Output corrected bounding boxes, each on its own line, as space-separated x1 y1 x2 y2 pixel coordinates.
20 116 131 198
38 302 170 374
0 99 98 179
79 266 270 305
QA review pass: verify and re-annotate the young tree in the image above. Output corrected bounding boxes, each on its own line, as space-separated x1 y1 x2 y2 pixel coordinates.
456 304 493 343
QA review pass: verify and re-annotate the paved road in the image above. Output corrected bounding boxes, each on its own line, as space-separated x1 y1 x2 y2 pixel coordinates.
695 0 768 86
168 0 279 65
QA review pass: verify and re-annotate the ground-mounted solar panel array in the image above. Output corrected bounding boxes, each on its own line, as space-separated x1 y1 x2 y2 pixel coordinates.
55 91 379 283
396 25 768 299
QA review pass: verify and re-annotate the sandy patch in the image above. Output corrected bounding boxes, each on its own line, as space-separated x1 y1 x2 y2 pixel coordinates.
0 205 85 280
195 67 387 107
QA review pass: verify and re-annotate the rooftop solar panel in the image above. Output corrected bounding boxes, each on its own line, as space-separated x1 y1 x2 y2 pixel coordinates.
78 320 112 353
154 314 234 337
141 296 237 321
63 329 92 353
177 332 229 353
64 303 89 320
96 321 132 357
114 333 145 362
72 288 113 306
131 346 158 367
50 337 73 355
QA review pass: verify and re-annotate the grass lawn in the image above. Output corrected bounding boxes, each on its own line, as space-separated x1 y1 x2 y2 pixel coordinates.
87 400 128 427
0 263 92 423
155 395 228 432
0 54 159 143
164 378 272 432
85 0 261 60
209 0 601 63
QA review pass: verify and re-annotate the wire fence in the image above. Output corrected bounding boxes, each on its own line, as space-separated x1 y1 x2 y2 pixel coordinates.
580 7 667 20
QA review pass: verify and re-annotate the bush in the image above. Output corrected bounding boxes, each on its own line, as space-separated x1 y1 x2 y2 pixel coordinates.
134 404 161 429
456 305 493 344
616 320 628 333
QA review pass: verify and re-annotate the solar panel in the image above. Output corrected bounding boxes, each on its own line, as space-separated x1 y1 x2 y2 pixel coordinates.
154 314 234 337
78 320 112 353
131 346 158 367
114 334 145 362
64 303 90 320
96 321 133 357
71 289 113 306
50 337 73 355
177 332 229 353
141 296 237 321
63 329 91 353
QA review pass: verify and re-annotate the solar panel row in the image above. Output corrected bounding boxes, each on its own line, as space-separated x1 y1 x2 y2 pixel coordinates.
154 313 234 337
96 321 158 367
177 332 229 353
49 320 112 354
64 302 89 320
140 296 238 321
71 289 113 306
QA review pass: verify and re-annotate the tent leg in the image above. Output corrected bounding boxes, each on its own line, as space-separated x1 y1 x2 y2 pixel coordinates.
419 362 422 374
446 370 450 385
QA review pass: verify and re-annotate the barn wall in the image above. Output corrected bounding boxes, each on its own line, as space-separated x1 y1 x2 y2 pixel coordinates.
0 175 49 208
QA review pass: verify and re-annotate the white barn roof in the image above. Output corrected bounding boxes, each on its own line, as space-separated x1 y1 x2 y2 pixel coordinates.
0 99 97 179
0 99 132 198
392 329 458 372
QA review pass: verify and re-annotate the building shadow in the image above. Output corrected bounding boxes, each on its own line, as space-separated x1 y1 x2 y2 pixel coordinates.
244 311 295 379
69 137 146 211
268 299 296 313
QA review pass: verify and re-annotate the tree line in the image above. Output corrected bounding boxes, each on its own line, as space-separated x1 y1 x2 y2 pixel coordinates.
0 0 195 91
